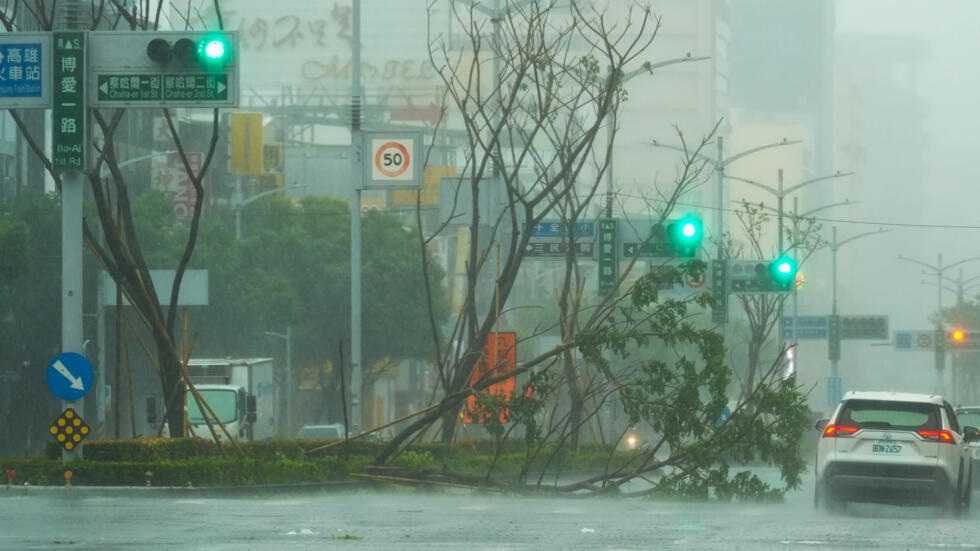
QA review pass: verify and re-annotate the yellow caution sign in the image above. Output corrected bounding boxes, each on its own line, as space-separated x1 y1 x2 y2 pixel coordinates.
49 407 90 451
229 112 264 176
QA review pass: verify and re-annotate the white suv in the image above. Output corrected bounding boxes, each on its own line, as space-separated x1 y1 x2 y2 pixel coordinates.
814 391 977 513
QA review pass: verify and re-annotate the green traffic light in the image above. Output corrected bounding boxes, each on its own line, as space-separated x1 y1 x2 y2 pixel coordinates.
667 214 704 257
203 39 225 60
196 34 231 68
769 254 798 289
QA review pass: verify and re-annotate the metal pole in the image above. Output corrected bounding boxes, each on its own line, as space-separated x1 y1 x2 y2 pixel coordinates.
234 176 243 241
937 253 945 393
792 197 799 346
285 325 293 434
715 137 724 255
955 269 963 404
605 103 615 218
831 226 838 380
958 267 965 307
62 170 84 461
96 275 106 432
493 0 502 214
776 169 784 254
349 0 363 433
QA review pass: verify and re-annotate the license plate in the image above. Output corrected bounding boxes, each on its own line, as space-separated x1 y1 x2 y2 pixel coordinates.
872 441 902 454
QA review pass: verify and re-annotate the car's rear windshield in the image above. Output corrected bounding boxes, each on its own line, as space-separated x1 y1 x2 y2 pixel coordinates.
837 400 940 431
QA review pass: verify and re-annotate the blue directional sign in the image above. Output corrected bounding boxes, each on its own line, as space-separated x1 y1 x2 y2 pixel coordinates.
530 221 595 239
46 352 94 401
781 316 829 340
0 33 51 109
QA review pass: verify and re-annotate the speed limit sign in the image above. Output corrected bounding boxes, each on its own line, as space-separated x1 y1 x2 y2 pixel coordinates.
362 131 422 189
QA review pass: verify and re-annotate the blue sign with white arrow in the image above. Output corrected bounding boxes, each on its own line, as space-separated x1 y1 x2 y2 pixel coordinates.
46 352 93 401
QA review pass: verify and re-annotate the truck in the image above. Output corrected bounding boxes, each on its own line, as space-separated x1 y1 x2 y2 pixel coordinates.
183 358 278 441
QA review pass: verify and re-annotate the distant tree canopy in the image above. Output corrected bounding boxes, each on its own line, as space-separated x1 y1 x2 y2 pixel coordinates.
131 191 448 371
0 193 62 365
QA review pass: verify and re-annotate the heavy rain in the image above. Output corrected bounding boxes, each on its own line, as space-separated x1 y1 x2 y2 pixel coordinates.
4 1 980 549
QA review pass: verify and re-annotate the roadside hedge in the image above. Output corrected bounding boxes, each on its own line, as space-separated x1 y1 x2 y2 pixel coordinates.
42 437 388 462
1 456 362 487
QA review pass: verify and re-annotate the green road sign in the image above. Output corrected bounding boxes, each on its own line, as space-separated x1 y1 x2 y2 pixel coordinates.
597 218 618 295
622 241 670 258
52 32 85 173
840 315 889 340
96 73 227 103
710 259 728 324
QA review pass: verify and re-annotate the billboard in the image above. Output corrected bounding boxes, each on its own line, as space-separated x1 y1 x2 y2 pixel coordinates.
152 151 203 220
463 332 517 425
391 165 455 207
217 1 442 105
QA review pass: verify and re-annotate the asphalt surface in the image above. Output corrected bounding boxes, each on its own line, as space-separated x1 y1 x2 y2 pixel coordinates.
3 471 980 550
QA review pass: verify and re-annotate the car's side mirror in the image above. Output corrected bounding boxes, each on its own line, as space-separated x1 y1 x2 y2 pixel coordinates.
964 426 979 442
814 418 829 432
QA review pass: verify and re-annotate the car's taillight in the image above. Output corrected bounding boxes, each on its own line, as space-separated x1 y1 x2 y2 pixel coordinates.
822 424 859 438
916 429 955 444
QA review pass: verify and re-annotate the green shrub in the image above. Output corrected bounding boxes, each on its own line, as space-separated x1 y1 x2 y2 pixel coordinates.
1 456 359 487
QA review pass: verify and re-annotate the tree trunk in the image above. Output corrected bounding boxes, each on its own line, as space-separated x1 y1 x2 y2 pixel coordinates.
743 332 763 401
563 350 583 451
440 404 459 444
157 340 185 437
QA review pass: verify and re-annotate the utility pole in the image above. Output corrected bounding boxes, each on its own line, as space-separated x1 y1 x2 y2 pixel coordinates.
58 4 86 462
349 0 363 433
937 253 944 393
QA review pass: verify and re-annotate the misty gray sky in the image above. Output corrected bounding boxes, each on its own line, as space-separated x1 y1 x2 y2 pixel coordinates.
841 0 980 235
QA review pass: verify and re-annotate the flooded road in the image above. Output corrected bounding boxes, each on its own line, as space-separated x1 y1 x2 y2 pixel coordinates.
2 474 978 550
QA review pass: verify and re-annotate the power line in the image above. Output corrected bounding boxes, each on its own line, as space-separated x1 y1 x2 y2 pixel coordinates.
613 192 980 232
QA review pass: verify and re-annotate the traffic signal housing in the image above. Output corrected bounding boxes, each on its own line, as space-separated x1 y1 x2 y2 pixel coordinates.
665 214 704 257
769 254 798 290
950 327 969 347
728 258 800 293
146 33 233 71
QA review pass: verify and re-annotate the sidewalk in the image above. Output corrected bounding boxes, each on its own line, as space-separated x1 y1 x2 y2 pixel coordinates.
0 479 369 498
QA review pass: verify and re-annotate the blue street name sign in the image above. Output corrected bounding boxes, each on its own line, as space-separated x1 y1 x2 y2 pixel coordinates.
781 315 829 340
530 221 595 239
0 33 51 109
46 352 94 402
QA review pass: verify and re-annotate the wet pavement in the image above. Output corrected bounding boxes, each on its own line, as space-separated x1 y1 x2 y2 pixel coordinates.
2 471 980 550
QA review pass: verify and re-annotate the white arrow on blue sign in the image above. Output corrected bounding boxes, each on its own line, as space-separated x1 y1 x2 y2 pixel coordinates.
46 352 94 401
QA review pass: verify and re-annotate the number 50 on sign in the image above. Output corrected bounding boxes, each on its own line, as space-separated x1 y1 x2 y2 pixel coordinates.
362 131 422 189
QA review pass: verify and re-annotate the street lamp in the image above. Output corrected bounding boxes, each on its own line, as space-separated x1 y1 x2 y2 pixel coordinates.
897 253 980 393
605 55 710 217
724 169 853 254
233 182 304 241
828 226 889 389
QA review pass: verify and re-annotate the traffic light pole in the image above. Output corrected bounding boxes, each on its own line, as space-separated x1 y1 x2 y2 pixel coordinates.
898 252 980 395
831 226 839 381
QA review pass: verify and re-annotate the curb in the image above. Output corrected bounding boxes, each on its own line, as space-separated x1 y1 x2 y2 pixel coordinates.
0 480 372 498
